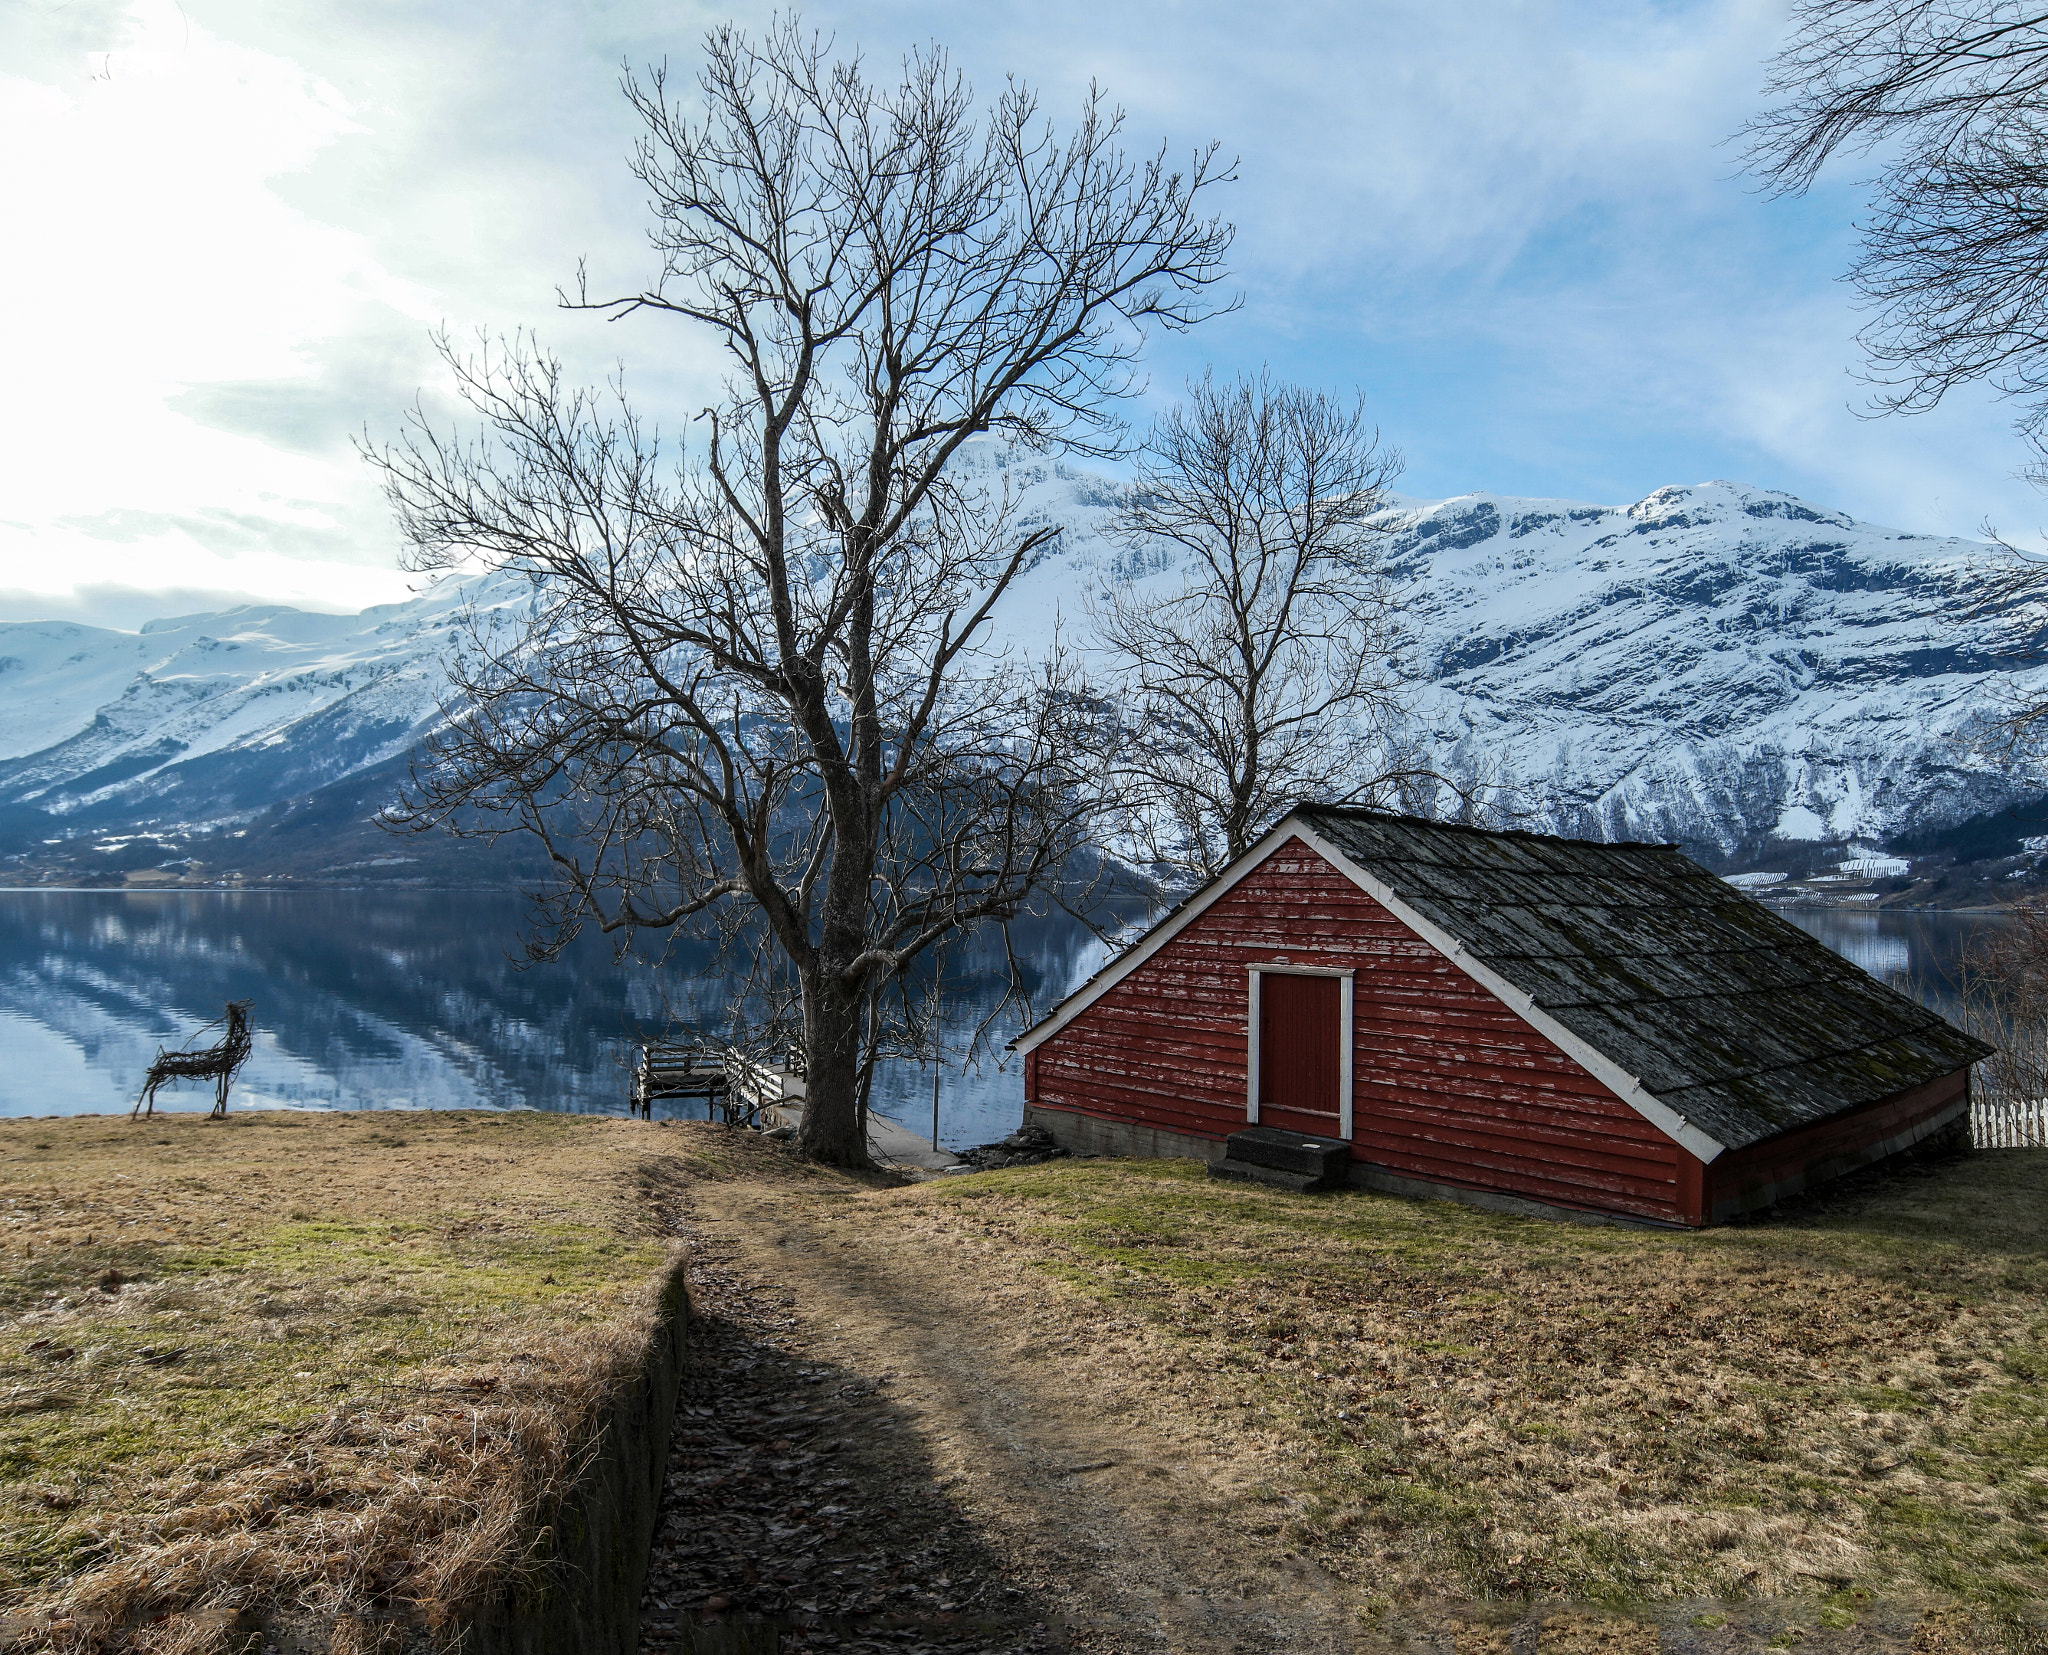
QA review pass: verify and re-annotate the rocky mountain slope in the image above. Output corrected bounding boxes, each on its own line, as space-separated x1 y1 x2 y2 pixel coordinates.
1382 481 2037 859
2 457 2042 892
0 578 535 885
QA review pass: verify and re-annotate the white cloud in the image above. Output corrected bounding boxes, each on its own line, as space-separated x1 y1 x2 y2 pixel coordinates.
0 0 441 615
2 0 2042 628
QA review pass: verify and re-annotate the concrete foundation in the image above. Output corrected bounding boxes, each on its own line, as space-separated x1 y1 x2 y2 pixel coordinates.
1025 1106 1681 1228
1343 1162 1684 1229
1023 1105 1225 1166
1030 1100 1986 1232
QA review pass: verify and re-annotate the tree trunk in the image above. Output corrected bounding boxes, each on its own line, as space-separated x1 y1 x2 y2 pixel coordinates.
796 975 871 1168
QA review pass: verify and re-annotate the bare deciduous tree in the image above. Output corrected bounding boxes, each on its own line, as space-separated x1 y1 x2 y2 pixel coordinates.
1907 902 2048 1141
370 21 1234 1167
1088 372 1413 886
1744 3 2048 446
1743 6 2048 756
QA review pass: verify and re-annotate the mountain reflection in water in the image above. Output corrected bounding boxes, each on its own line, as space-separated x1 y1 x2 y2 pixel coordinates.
0 889 2000 1140
1775 904 2001 1000
0 890 1112 1146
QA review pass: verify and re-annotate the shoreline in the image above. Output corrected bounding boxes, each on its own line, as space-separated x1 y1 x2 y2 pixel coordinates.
3 1102 984 1158
0 883 2030 914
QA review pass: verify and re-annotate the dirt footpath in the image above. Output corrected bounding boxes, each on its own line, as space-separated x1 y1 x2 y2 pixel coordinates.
633 1138 2033 1655
639 1146 1376 1655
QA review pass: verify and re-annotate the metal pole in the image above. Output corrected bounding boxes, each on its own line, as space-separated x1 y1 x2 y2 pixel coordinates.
931 1063 941 1152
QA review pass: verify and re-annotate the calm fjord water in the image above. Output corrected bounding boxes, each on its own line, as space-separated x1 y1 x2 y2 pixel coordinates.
0 888 1993 1141
0 889 1110 1147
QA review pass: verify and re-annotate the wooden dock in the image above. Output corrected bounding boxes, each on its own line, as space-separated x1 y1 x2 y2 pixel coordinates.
631 1045 724 1117
631 1043 806 1122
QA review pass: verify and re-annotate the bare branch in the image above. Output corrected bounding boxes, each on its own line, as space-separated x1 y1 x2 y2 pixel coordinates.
1742 4 2048 427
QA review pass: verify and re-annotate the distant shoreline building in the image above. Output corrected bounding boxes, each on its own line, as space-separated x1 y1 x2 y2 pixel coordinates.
1013 807 1990 1227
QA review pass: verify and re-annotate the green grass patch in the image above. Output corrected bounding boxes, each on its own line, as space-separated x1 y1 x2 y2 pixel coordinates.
907 1149 2048 1608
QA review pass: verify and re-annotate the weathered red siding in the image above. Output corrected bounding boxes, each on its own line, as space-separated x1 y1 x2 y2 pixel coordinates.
1704 1069 1967 1222
1031 838 1692 1224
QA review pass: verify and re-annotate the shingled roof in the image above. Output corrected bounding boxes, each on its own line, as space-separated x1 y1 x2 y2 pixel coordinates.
1292 806 1991 1153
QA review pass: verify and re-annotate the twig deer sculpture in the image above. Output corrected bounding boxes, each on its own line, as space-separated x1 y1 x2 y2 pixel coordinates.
133 999 255 1120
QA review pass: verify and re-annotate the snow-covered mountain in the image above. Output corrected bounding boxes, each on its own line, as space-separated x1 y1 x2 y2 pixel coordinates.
1004 462 2046 863
0 460 2040 886
1379 480 2037 857
0 578 534 883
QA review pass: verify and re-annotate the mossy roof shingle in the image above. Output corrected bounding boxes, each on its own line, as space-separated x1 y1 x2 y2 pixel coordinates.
1299 806 1989 1151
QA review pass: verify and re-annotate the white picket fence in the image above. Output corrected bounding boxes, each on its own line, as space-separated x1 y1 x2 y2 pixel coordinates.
1972 1094 2048 1148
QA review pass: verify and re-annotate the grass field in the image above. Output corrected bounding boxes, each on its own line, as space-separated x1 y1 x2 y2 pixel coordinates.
886 1148 2048 1621
0 1110 686 1654
5 1113 2043 1654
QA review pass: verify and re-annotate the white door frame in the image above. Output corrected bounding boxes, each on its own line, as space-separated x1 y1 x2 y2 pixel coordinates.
1245 963 1355 1139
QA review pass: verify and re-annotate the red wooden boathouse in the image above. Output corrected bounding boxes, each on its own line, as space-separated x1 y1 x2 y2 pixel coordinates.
1013 807 1991 1227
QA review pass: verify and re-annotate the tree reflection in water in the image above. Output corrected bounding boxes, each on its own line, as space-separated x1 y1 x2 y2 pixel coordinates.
0 890 1110 1144
6 889 1981 1142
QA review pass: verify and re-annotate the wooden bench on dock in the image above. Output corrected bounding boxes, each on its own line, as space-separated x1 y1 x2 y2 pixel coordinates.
631 1045 726 1118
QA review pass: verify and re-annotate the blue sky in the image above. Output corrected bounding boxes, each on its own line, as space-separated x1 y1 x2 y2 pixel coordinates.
0 0 2033 627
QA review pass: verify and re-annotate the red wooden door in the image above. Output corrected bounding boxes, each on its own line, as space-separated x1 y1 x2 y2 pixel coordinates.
1258 973 1343 1138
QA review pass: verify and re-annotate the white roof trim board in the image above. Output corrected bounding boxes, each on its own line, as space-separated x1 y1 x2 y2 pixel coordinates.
1011 819 1310 1056
1013 816 1313 1056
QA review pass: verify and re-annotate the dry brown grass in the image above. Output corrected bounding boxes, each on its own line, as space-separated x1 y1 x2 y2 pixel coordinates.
870 1150 2048 1617
0 1110 689 1654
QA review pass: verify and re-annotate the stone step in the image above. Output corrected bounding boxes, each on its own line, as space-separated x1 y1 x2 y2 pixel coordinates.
1206 1156 1338 1195
1223 1126 1352 1182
